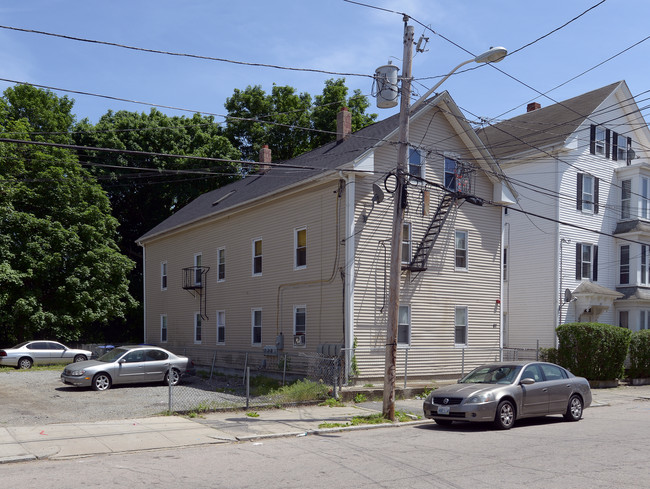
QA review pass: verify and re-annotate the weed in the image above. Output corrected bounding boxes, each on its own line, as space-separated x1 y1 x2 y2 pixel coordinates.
319 398 345 408
363 383 374 388
268 379 329 403
246 411 260 418
319 421 350 429
353 393 367 403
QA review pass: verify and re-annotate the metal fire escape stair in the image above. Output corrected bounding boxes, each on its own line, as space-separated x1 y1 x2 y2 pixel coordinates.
403 192 457 272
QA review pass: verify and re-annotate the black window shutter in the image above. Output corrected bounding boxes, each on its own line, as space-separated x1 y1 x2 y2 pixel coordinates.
627 137 633 165
605 129 611 159
594 177 599 214
589 125 596 154
612 132 619 161
593 245 599 281
577 173 583 210
576 243 582 280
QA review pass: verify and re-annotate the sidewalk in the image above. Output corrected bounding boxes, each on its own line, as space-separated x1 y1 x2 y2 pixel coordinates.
2 384 649 464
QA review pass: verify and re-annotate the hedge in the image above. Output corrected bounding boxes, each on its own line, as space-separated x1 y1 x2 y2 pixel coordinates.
556 322 631 380
629 329 650 379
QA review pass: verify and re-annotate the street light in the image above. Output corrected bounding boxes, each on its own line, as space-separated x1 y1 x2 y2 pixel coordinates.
410 46 507 112
381 21 507 421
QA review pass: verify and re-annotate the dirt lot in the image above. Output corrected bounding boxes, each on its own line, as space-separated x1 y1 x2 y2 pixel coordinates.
0 368 248 427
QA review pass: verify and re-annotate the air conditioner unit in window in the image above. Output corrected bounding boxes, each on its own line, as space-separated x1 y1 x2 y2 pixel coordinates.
293 334 305 346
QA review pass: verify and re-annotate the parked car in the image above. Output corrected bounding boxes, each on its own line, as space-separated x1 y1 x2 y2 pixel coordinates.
61 345 194 391
0 341 93 369
423 361 592 430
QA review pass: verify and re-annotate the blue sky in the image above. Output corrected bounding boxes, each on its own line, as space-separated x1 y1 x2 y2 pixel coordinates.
1 0 648 128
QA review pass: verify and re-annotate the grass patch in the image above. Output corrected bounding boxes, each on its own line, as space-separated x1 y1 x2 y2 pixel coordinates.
0 364 63 372
317 411 418 429
353 393 367 403
267 379 329 403
246 411 260 417
319 398 345 407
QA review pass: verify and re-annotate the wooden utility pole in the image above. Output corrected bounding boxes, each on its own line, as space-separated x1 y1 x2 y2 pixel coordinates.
382 17 413 421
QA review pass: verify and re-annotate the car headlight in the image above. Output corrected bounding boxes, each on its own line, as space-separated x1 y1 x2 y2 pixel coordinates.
67 369 86 376
466 392 495 404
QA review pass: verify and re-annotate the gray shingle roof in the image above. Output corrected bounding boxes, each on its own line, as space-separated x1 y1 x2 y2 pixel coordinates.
478 81 623 161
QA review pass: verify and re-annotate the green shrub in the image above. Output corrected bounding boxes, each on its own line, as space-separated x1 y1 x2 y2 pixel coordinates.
556 322 631 380
268 379 329 403
539 347 558 364
629 329 650 378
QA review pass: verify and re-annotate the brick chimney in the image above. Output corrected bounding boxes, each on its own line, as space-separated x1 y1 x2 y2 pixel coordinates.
258 144 271 173
527 102 541 112
337 107 351 142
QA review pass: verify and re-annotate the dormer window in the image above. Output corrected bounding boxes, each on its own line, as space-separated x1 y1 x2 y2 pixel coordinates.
593 126 607 156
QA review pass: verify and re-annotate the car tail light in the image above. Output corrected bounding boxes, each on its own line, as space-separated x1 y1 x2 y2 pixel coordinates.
0 351 6 357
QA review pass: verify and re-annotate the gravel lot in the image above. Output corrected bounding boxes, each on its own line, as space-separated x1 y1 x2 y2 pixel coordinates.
0 368 250 427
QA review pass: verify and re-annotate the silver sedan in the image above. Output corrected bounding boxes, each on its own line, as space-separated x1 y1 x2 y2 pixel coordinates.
0 341 92 369
61 345 193 391
423 361 592 430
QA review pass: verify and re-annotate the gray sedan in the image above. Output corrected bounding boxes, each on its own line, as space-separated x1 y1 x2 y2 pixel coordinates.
61 345 193 391
423 361 592 430
0 341 92 369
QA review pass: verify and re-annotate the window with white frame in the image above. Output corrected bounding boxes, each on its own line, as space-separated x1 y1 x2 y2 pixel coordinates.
252 308 262 345
621 179 631 219
401 222 412 264
576 243 598 281
216 310 225 344
642 245 650 285
643 178 650 219
615 133 628 162
194 254 202 286
590 125 608 156
620 245 630 285
194 313 202 344
398 305 410 346
161 262 167 290
577 173 598 214
408 147 424 180
641 311 650 330
444 157 457 190
160 315 167 342
294 306 306 337
295 228 306 269
455 230 468 270
252 239 262 276
455 306 468 346
217 248 225 282
619 310 629 329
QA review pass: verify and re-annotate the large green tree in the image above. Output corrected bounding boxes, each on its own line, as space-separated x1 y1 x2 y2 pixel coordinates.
225 78 377 162
0 85 136 345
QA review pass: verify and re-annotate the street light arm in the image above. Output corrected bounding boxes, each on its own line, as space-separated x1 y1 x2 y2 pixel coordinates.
410 58 475 112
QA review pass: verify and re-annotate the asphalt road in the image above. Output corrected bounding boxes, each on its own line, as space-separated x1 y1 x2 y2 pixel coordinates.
2 393 649 488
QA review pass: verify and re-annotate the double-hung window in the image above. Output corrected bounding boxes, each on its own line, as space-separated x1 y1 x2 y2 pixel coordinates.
216 310 225 344
620 245 630 285
642 245 650 285
252 239 262 276
217 248 226 282
398 305 410 346
592 125 607 156
619 311 629 328
643 178 650 219
252 309 262 345
576 243 598 281
160 315 167 343
641 311 650 330
621 179 631 219
614 133 628 162
194 313 202 344
295 228 307 269
161 262 167 290
294 306 306 337
455 230 468 270
409 147 424 180
444 157 458 190
194 254 202 286
577 173 599 214
455 306 468 346
401 222 412 264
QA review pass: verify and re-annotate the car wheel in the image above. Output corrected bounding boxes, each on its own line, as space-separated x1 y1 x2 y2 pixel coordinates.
164 369 180 386
73 354 87 363
18 357 33 369
494 400 515 430
563 395 583 421
434 419 453 426
92 373 112 391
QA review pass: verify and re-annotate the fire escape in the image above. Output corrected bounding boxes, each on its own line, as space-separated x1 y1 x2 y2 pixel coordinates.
182 266 210 319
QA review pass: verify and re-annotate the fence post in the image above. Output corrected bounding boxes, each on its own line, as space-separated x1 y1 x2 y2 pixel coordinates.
243 352 248 384
403 348 409 390
282 353 287 386
245 366 250 410
210 351 216 380
333 359 338 399
168 363 173 413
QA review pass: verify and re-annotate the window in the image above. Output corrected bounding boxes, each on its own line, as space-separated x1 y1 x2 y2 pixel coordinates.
217 248 225 282
455 306 468 346
614 133 628 162
577 173 599 214
590 125 609 156
620 245 630 284
161 262 167 290
455 230 468 270
409 147 424 180
252 239 262 276
398 305 410 346
444 157 457 190
295 228 307 269
194 313 202 344
194 254 202 286
643 178 650 219
216 310 225 344
576 243 598 281
641 311 650 330
621 179 631 219
252 309 262 345
620 310 629 329
160 315 167 343
539 363 567 381
401 222 412 264
294 306 306 337
643 245 650 285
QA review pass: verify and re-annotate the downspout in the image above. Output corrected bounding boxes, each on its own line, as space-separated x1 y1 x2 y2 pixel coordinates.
340 171 355 380
501 221 510 355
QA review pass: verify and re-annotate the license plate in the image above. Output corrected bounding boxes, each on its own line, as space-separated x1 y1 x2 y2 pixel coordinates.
437 406 450 415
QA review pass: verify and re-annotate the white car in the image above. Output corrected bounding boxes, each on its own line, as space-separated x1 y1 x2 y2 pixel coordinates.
0 341 92 369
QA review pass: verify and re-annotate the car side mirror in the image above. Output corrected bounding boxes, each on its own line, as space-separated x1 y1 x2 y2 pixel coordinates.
118 359 126 364
520 377 535 385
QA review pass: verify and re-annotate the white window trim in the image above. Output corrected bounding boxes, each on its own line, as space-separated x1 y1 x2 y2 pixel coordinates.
581 175 595 214
161 261 168 291
594 126 606 155
454 306 468 347
216 310 225 345
160 314 167 343
642 245 650 285
194 312 202 344
397 304 411 347
408 146 425 181
251 308 262 346
294 228 307 270
619 245 630 286
217 247 226 282
293 305 306 347
194 253 203 286
455 230 468 271
252 238 262 277
642 177 649 220
401 222 412 265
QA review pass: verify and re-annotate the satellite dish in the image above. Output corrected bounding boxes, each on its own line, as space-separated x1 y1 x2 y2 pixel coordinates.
372 184 384 204
564 288 573 303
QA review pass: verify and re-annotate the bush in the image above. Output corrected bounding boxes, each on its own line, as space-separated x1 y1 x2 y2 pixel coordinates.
629 330 650 378
539 347 558 364
556 322 631 380
268 379 329 403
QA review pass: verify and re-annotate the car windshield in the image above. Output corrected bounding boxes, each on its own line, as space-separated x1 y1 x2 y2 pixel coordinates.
459 365 522 384
98 347 129 362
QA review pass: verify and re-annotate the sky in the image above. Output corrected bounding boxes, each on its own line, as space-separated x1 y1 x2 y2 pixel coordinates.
1 0 649 129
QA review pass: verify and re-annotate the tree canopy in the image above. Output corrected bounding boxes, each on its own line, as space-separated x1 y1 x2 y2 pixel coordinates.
0 85 136 345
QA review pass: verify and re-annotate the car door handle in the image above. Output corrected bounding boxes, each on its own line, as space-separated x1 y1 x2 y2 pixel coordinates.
542 388 548 392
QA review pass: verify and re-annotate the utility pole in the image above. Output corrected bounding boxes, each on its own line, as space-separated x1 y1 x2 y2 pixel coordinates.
382 16 413 421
